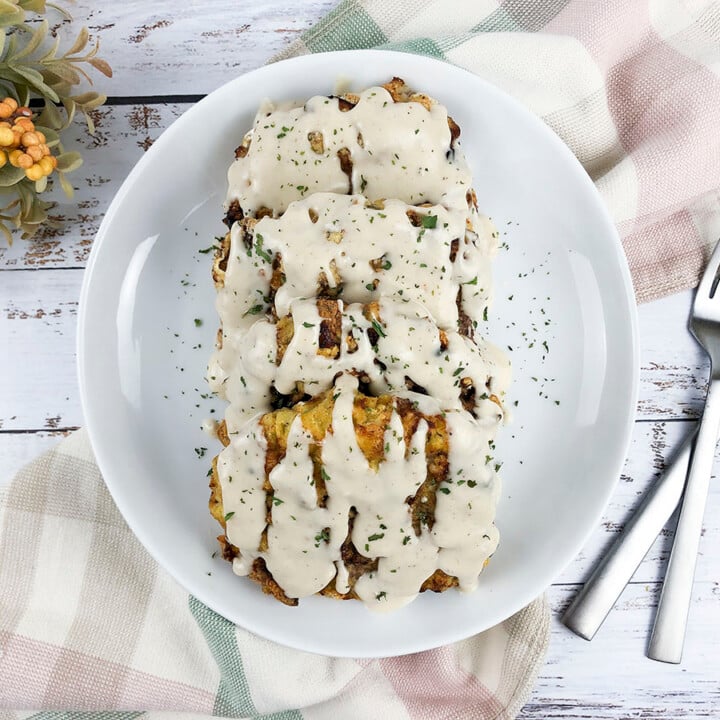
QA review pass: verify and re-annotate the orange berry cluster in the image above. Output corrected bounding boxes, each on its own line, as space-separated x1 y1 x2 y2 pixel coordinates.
0 97 57 182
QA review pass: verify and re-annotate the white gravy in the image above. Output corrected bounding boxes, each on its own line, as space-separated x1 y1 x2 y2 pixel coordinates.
209 84 510 610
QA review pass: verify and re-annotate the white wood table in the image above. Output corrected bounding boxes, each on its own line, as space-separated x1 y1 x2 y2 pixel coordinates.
0 2 718 716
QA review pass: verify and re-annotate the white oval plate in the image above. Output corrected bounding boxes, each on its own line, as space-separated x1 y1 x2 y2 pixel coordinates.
78 50 638 658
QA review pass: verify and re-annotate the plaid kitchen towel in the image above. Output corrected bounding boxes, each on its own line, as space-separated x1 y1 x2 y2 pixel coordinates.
0 429 550 718
15 0 720 716
276 0 720 303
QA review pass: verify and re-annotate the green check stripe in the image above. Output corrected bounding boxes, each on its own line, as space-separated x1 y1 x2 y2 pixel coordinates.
303 1 386 53
189 596 303 720
25 713 143 720
382 37 445 59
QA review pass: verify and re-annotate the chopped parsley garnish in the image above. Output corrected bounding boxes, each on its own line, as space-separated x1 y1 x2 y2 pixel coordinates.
367 533 385 542
320 467 331 483
302 322 315 328
371 319 386 338
224 511 235 521
314 529 330 544
421 214 438 229
254 234 272 263
243 304 263 317
438 487 451 495
194 318 203 327
376 591 387 600
272 497 284 506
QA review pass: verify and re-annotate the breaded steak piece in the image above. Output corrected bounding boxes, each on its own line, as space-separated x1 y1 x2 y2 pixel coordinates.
210 374 499 610
225 78 472 220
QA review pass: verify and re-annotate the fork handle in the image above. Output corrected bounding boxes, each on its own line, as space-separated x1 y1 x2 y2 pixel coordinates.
562 427 696 640
648 377 720 663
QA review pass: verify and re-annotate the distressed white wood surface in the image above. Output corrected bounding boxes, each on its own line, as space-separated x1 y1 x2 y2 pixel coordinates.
1 2 719 717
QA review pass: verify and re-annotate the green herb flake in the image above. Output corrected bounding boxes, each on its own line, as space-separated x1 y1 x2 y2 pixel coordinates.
314 529 330 544
254 234 272 263
421 214 438 229
243 304 263 317
371 319 386 338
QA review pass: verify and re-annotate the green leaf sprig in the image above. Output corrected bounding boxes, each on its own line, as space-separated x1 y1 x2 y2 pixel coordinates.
0 0 112 242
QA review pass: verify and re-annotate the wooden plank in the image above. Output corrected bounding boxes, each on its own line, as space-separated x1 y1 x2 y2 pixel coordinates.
0 269 83 432
522 582 720 719
637 292 708 420
43 0 337 97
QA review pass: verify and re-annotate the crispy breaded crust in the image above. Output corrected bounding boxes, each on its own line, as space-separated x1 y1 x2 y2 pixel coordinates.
249 557 298 606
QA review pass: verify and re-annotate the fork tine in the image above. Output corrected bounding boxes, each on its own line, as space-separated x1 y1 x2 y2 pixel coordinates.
696 239 720 301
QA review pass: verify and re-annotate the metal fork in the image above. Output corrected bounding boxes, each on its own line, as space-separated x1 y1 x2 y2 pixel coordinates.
647 239 720 663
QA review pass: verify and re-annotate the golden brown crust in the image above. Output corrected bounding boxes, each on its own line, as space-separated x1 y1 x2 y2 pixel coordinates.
209 456 226 529
315 298 341 359
276 315 294 364
249 557 299 606
421 569 459 593
217 420 230 447
218 534 239 561
212 232 231 289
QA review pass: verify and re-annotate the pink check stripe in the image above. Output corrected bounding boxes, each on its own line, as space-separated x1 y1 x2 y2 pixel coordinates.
0 633 215 712
380 645 505 719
